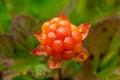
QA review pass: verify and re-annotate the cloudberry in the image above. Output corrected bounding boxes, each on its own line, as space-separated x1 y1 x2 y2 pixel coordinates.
32 14 91 69
45 24 57 33
46 32 57 46
63 36 75 50
72 31 82 44
56 27 71 40
45 46 54 56
63 50 74 60
42 21 49 33
52 40 64 53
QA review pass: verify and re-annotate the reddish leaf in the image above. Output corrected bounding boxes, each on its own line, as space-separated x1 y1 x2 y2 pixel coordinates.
47 57 63 69
32 46 47 56
34 32 41 42
73 48 89 62
59 13 69 20
79 23 91 40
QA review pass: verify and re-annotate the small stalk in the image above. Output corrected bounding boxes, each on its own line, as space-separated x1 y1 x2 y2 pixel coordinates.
58 68 63 80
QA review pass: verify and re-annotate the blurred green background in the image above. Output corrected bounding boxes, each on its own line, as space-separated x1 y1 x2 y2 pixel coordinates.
0 0 120 80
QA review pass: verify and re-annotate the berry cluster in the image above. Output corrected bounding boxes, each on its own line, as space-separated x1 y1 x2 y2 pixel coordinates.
39 17 82 60
32 14 91 69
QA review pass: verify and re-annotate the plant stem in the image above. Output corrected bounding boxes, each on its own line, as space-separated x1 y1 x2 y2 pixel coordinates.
58 68 63 80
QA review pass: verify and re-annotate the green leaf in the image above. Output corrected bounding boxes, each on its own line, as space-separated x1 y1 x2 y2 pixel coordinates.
84 17 120 74
0 34 14 55
0 64 4 71
32 64 50 77
13 75 33 80
72 61 83 71
97 67 120 79
100 22 120 70
10 14 41 51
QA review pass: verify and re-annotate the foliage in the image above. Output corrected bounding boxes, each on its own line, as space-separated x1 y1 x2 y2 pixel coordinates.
0 0 120 80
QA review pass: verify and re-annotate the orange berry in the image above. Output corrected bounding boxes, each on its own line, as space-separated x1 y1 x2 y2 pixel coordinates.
45 24 57 33
72 31 82 44
42 21 49 33
52 40 64 53
53 53 62 61
73 43 82 53
46 32 57 46
56 27 71 40
50 17 61 24
58 20 71 28
63 37 74 50
45 46 54 56
63 50 74 60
